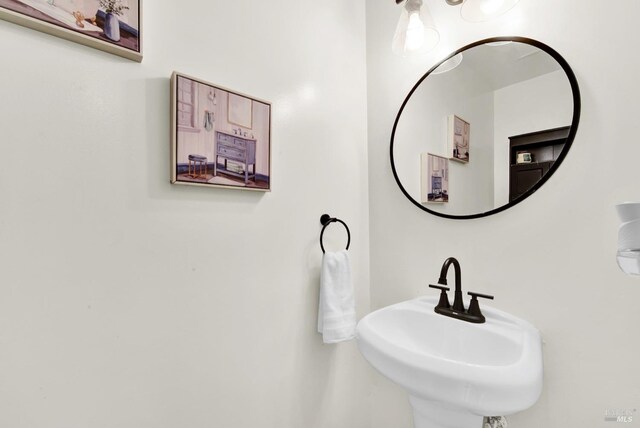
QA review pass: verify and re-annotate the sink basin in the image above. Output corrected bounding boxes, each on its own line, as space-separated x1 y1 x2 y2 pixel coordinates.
356 297 543 428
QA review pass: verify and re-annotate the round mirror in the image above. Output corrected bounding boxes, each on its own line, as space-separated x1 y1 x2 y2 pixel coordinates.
390 37 581 219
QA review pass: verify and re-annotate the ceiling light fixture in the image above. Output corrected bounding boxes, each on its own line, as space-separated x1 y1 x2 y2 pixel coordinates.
460 0 521 22
431 53 464 74
392 0 440 56
486 41 514 47
392 0 521 55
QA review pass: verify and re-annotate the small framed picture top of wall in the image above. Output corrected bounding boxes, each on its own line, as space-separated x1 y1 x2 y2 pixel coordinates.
448 115 470 163
170 72 272 192
0 0 142 62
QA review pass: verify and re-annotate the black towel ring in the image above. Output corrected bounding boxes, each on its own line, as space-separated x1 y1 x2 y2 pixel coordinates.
319 214 351 254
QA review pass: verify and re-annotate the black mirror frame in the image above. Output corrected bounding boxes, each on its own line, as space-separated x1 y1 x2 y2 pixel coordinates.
390 36 582 220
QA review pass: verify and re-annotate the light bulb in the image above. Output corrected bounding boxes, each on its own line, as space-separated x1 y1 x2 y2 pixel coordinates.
405 12 425 51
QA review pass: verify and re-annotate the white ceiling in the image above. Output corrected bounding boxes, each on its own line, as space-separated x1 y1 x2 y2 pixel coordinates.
433 41 563 92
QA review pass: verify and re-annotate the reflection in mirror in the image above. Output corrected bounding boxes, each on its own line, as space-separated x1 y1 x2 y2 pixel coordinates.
391 38 580 219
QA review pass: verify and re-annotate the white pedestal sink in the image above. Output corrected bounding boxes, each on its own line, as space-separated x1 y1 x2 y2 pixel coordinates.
356 297 543 428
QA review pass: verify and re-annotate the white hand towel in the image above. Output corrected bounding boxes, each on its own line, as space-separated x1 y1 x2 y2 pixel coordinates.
318 249 356 344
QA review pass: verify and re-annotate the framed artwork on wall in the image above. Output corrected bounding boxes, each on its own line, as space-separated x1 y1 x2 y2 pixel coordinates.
170 72 272 192
421 153 449 204
448 114 470 163
0 0 142 62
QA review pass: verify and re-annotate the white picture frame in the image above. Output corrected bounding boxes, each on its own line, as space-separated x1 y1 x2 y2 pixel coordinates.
170 72 272 192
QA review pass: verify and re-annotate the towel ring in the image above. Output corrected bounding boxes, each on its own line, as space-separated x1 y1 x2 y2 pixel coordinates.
319 214 351 254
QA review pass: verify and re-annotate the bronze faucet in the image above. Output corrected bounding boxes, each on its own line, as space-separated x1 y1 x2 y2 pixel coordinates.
428 257 494 324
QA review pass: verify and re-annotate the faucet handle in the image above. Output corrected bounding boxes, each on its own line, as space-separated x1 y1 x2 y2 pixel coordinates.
429 284 451 309
467 291 494 300
467 291 494 323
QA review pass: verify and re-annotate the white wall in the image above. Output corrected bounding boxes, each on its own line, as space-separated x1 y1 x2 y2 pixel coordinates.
493 70 574 206
0 1 371 428
367 1 640 427
394 66 495 215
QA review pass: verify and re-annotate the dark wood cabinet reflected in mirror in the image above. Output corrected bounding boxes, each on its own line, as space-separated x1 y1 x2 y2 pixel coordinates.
509 126 569 202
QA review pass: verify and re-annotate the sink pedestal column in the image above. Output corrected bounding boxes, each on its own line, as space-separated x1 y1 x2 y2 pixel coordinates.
409 396 484 428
